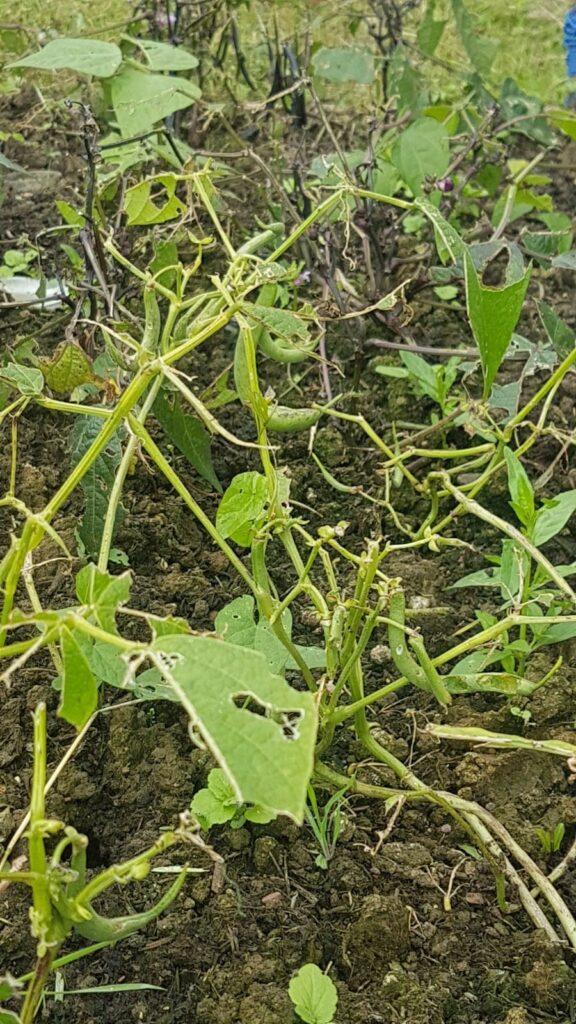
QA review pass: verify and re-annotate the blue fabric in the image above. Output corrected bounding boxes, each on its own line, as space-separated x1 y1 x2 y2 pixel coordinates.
565 9 576 77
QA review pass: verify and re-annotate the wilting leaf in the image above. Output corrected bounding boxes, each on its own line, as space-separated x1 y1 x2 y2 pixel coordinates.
42 343 94 394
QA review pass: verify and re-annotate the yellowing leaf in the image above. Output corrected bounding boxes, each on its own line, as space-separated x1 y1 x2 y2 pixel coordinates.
42 343 94 394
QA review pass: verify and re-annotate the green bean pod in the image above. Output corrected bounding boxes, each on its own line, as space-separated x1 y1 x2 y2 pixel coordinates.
387 590 451 706
233 328 252 404
237 223 284 255
257 326 319 364
266 403 323 433
142 287 161 353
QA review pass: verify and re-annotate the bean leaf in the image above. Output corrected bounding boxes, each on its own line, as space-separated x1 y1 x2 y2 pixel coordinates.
154 389 221 491
216 472 268 547
464 248 531 397
59 626 98 729
110 68 201 138
9 39 122 77
146 634 317 821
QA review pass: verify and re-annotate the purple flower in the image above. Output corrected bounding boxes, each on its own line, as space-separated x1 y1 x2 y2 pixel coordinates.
436 177 454 193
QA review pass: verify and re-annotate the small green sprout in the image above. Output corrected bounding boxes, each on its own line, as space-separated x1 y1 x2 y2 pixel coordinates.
535 822 565 855
288 964 338 1024
191 769 277 831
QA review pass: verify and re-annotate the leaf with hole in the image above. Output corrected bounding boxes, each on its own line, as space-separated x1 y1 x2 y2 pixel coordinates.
145 634 317 821
10 39 122 77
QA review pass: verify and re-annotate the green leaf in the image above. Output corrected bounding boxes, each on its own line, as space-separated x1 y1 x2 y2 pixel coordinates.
216 472 268 547
417 0 446 56
124 175 186 226
132 39 199 72
10 39 122 77
154 389 221 491
0 1011 21 1024
392 118 449 195
451 0 498 76
536 301 574 357
42 342 94 394
288 964 338 1024
552 252 576 270
449 568 499 589
75 564 132 634
504 448 534 529
70 417 124 557
464 248 531 397
0 362 44 396
414 197 465 263
215 595 325 675
386 44 425 115
110 68 201 138
533 492 576 547
550 110 576 141
149 239 179 289
147 634 317 821
58 626 98 729
244 303 311 344
312 47 375 85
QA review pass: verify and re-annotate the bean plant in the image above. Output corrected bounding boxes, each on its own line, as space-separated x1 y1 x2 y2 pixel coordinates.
3 1 576 1016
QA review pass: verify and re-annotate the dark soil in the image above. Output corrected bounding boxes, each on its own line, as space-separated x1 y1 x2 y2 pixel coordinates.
2 90 576 1024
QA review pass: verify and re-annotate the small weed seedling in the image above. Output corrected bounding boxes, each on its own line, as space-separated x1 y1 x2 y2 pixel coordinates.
304 785 348 870
289 964 338 1024
535 823 565 856
191 769 276 831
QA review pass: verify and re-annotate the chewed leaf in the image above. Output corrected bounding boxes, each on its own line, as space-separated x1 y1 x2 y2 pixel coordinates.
148 634 317 821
